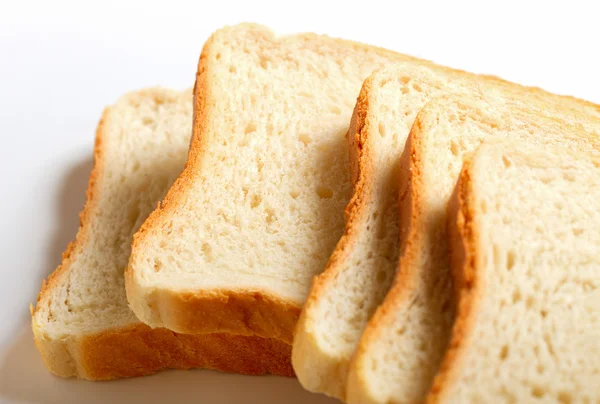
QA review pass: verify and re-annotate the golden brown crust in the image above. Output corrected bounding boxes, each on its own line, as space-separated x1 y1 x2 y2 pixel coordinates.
301 70 376 328
290 75 377 400
34 322 293 380
35 109 106 312
426 155 480 403
32 90 294 380
347 103 424 385
149 289 301 344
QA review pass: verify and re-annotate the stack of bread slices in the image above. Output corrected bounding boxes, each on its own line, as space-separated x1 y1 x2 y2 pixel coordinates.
32 24 600 403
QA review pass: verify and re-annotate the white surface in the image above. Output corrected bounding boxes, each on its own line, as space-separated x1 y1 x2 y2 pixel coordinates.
0 0 598 403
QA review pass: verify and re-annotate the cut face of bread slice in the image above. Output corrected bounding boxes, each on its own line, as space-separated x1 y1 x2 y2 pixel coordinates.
31 88 293 380
432 141 600 402
125 24 425 343
294 63 600 399
346 96 600 404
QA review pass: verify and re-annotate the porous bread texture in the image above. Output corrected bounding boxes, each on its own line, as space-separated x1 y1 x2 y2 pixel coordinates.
31 88 293 380
347 96 600 404
296 62 600 399
126 24 425 344
432 142 600 403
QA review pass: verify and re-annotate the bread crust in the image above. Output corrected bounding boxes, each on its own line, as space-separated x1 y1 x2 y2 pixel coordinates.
32 91 293 380
142 288 302 344
33 321 294 380
291 75 376 400
345 94 424 403
425 154 479 403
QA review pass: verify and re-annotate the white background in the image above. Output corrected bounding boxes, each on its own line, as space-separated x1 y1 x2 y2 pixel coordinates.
0 0 598 403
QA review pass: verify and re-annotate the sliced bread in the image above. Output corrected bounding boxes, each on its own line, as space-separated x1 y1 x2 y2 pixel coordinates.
31 88 292 380
346 96 600 403
430 141 600 402
125 24 424 343
295 64 600 399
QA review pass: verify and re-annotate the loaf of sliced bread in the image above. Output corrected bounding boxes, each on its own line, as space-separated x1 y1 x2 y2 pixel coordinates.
346 96 600 404
430 141 600 402
31 88 292 380
295 63 600 399
125 24 424 344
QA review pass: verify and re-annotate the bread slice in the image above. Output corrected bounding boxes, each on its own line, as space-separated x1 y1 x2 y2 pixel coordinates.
294 62 600 399
125 24 425 343
31 88 293 380
430 141 600 402
346 96 600 404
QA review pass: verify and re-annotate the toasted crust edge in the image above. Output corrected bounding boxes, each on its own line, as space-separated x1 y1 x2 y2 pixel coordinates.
32 321 294 380
31 90 294 380
345 96 425 404
291 74 375 400
426 152 481 402
31 106 107 379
